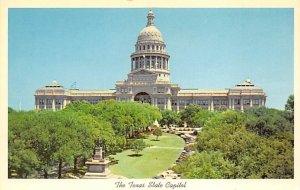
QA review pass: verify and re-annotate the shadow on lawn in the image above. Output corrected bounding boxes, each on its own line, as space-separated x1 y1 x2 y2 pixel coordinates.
150 139 160 141
128 154 143 157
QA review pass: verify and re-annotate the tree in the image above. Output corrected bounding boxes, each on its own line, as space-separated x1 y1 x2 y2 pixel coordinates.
153 127 162 140
285 94 294 113
179 104 202 127
160 110 180 128
129 139 146 156
173 151 234 179
193 113 294 179
179 104 216 128
245 107 293 137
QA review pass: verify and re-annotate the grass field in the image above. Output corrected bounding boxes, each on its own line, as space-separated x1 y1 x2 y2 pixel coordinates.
110 133 185 178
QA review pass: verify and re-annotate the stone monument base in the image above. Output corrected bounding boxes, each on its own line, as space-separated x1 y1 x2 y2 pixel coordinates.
83 159 112 179
83 170 112 179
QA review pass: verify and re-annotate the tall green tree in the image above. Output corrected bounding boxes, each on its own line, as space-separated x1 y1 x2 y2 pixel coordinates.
179 104 202 127
160 110 180 128
285 94 294 113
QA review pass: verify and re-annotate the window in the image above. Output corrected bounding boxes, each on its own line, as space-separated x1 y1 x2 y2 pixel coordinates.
157 98 165 105
157 87 165 93
39 99 45 105
179 100 185 106
121 88 128 93
186 100 192 105
55 99 61 105
243 99 250 105
148 45 150 49
253 99 259 105
196 100 208 106
213 100 220 106
152 45 154 50
143 45 145 50
221 100 227 105
234 99 240 105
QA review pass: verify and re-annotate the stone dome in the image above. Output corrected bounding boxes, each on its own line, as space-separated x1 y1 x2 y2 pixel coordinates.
137 26 164 43
136 10 165 44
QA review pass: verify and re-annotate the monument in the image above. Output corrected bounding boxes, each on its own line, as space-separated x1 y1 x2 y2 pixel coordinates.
83 138 112 179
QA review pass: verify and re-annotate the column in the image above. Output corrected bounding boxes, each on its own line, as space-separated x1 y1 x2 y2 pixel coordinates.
167 59 169 70
232 98 235 110
44 99 47 110
240 98 244 112
208 99 211 111
52 99 55 111
262 98 265 106
210 98 214 112
131 59 133 71
228 98 231 109
176 99 179 112
167 97 171 110
164 98 167 110
155 56 158 70
250 98 253 107
150 56 152 69
184 100 187 109
63 99 67 108
136 57 139 69
60 99 63 110
36 99 39 111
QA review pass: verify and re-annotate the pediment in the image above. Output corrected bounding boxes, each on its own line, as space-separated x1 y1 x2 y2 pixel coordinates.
129 69 156 76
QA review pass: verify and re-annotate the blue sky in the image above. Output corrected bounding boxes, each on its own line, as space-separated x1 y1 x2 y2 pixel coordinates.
8 8 294 110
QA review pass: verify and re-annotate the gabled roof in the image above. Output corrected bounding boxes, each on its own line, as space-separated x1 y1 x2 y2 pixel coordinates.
128 68 156 75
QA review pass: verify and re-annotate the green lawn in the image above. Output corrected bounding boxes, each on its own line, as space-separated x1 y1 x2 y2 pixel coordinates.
110 133 185 178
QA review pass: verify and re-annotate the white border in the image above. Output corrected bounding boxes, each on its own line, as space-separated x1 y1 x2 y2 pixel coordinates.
0 1 299 190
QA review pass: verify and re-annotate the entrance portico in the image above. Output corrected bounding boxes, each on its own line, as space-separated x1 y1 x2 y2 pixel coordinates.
134 92 151 104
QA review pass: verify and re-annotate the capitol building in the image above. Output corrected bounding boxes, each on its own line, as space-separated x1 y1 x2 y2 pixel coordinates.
35 10 267 112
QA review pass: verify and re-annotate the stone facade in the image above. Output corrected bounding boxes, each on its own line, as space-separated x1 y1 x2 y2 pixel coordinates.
35 10 267 112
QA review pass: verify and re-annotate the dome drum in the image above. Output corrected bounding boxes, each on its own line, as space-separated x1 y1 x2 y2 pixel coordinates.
130 54 170 72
